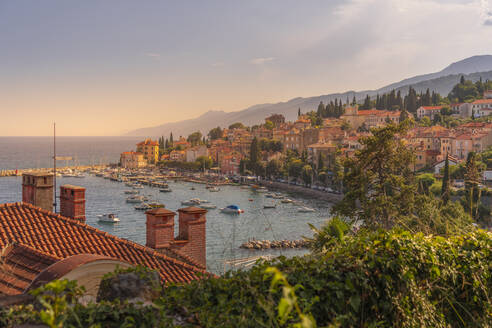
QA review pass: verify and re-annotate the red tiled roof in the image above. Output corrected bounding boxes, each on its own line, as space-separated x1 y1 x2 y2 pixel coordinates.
0 243 58 295
471 99 492 104
0 203 207 294
420 106 443 110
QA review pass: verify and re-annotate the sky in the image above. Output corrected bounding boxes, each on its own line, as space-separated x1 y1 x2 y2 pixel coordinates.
1 0 492 136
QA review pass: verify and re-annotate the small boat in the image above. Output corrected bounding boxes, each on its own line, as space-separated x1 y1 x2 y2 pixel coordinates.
265 193 275 198
209 187 220 192
97 213 120 223
199 203 217 209
124 190 139 194
181 198 201 206
126 196 143 203
159 188 172 192
298 206 315 213
272 194 284 199
135 203 152 211
281 198 293 203
133 184 144 189
147 202 165 208
264 204 276 209
220 205 243 214
74 173 85 178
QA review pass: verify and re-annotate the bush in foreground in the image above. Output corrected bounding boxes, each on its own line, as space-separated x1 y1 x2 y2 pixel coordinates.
1 228 490 327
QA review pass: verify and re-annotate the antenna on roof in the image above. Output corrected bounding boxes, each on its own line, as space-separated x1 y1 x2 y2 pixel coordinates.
53 122 57 213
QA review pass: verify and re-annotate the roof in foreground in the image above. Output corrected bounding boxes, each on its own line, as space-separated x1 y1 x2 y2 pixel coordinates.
0 202 208 295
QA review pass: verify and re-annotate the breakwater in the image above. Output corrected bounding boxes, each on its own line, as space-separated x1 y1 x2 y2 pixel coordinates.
258 181 343 202
240 239 308 250
0 165 108 177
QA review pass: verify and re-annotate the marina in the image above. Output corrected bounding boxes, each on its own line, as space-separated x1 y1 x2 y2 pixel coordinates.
0 172 332 274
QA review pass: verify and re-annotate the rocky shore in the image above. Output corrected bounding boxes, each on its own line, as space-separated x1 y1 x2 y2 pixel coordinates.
240 239 308 250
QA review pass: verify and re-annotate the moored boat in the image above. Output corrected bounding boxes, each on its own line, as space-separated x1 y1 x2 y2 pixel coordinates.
220 205 243 214
97 213 120 223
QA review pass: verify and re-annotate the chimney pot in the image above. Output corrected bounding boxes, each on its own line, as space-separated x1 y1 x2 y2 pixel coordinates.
60 185 86 222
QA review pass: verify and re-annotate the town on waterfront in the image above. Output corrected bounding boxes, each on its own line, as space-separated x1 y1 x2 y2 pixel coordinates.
1 1 492 326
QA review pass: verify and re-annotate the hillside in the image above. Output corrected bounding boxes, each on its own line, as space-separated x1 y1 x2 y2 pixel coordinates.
126 56 492 137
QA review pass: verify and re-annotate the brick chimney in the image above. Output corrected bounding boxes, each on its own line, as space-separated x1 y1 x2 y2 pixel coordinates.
60 185 86 222
175 207 207 268
145 208 176 249
22 173 54 211
145 206 207 269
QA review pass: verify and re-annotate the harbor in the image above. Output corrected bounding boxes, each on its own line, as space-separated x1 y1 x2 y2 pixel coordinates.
0 170 332 274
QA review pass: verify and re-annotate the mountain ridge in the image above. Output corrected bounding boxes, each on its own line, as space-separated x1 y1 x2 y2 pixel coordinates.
126 55 492 137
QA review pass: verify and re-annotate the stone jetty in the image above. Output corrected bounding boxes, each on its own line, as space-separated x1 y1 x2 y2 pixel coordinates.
240 239 308 250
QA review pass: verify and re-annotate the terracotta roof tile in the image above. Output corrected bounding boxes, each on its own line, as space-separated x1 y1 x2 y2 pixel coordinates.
0 203 208 295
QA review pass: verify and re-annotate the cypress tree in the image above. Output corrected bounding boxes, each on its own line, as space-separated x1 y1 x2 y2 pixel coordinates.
441 154 450 205
298 108 301 117
352 96 356 106
169 132 174 145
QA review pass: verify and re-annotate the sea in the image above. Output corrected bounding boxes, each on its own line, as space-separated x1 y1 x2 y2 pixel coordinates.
0 137 333 274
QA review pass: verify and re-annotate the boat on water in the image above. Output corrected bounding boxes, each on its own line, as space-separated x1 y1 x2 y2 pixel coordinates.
159 188 172 192
181 198 201 206
74 173 85 178
264 203 276 209
97 213 120 223
220 205 243 214
132 184 144 189
272 194 284 199
135 203 152 211
265 193 275 198
209 187 220 192
281 198 293 203
199 203 217 209
147 202 165 208
126 195 144 203
124 190 139 194
298 206 315 213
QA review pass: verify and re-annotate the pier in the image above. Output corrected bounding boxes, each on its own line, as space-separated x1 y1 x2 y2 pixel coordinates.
0 165 108 177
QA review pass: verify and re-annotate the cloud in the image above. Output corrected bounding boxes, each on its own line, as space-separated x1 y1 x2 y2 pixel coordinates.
250 57 275 65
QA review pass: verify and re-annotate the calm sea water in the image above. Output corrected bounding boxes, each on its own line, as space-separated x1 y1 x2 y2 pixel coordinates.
0 136 333 274
0 136 142 170
0 175 332 274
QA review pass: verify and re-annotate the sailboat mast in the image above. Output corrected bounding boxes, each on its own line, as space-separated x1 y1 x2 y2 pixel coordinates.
53 122 57 213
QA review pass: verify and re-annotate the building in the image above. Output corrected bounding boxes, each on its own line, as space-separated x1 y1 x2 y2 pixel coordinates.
432 156 458 174
265 114 285 127
416 106 443 120
185 145 208 162
169 150 186 161
340 107 400 130
219 151 242 175
484 90 492 99
0 182 208 298
136 139 159 164
307 142 337 170
252 126 273 140
120 151 146 168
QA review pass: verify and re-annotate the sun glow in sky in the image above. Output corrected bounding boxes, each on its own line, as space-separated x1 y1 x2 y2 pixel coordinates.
1 0 492 136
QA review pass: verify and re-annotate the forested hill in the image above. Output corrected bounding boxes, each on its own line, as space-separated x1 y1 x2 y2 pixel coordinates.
126 56 492 137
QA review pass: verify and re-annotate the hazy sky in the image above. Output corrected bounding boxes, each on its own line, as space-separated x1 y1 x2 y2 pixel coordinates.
1 0 492 136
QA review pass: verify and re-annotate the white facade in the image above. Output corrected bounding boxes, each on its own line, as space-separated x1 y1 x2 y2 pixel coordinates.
186 145 208 162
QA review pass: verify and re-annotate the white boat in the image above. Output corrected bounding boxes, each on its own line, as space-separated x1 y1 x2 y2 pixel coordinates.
181 198 201 206
74 173 85 178
272 194 284 199
126 196 143 203
298 206 315 213
220 205 243 214
264 204 276 209
265 193 275 198
281 198 293 203
133 184 144 189
135 203 151 211
124 190 139 194
209 187 220 192
97 213 120 223
199 204 217 209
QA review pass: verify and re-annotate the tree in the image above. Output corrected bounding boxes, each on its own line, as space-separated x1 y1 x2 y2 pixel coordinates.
196 156 213 171
266 159 282 178
441 154 450 204
317 154 324 173
229 122 245 130
239 159 247 175
169 132 174 146
463 152 481 219
249 137 261 175
361 94 371 109
332 121 416 229
301 165 313 186
317 101 326 118
264 120 274 130
416 173 435 194
298 108 301 117
187 131 202 146
208 127 223 140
